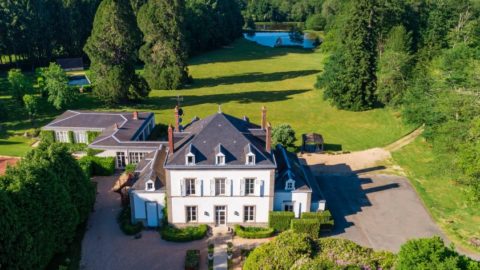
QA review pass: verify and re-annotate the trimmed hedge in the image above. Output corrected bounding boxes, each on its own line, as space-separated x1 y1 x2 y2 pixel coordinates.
290 219 321 239
117 206 143 235
301 210 334 231
160 225 208 242
269 211 295 232
78 156 115 177
185 250 200 270
234 225 274 239
40 130 55 143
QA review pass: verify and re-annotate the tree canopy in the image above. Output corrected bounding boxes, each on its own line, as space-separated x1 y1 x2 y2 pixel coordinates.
43 62 76 110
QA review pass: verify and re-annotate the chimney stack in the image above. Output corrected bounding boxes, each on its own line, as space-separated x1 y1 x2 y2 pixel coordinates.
168 125 174 154
133 111 138 120
114 123 119 130
261 106 267 130
174 106 180 132
266 122 272 153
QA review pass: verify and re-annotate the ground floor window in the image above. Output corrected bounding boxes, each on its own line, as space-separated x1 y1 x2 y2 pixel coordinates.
128 152 146 164
186 206 197 223
55 131 69 142
116 152 126 168
73 131 87 143
283 202 294 212
244 206 255 222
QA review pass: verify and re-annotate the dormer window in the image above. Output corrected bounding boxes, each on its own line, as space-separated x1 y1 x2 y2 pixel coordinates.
285 179 295 191
216 154 225 165
246 153 255 165
215 144 226 165
146 180 155 191
186 154 195 165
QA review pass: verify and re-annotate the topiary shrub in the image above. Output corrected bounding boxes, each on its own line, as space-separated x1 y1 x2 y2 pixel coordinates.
185 249 200 270
301 210 334 231
290 219 321 239
117 206 143 235
160 224 208 242
234 225 274 239
269 211 295 232
40 130 55 143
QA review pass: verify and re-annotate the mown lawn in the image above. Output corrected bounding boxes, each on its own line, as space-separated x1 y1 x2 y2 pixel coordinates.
0 38 412 156
392 137 480 254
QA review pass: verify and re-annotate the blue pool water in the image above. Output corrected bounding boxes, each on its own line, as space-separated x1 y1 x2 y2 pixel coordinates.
243 31 318 49
68 75 90 86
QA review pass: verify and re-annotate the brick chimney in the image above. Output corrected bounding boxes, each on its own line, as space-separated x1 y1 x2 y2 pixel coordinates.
114 123 119 130
174 106 180 132
133 111 138 120
266 122 272 153
168 124 174 154
261 106 267 130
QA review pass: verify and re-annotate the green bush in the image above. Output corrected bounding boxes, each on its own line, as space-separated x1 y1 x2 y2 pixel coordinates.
269 211 295 232
86 148 103 156
117 206 143 235
25 128 41 138
40 130 55 143
291 219 321 239
301 210 334 231
305 14 326 31
234 225 274 239
78 156 115 176
68 131 75 143
65 143 88 153
78 157 93 178
125 163 136 174
160 224 208 242
185 249 200 270
86 131 101 144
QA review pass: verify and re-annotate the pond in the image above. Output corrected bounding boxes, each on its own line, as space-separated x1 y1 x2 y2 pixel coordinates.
243 31 319 49
68 75 90 86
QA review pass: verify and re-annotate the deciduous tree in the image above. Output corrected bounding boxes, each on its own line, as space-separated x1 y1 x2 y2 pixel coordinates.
7 69 29 103
43 62 76 110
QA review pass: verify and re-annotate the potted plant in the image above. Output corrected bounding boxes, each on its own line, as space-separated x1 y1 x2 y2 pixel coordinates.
227 242 233 259
208 243 214 260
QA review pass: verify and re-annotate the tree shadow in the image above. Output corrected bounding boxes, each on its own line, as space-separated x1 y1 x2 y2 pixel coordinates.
305 161 400 236
189 70 321 88
323 143 342 151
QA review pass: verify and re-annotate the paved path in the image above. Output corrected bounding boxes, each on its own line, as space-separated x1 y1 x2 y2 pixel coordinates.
80 175 207 270
212 231 229 270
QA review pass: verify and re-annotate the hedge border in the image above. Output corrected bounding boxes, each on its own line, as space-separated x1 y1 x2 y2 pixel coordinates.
269 211 295 232
234 225 274 239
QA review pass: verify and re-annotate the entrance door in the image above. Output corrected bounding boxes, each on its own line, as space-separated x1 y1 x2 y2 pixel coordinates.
146 202 158 227
215 206 226 226
116 152 126 168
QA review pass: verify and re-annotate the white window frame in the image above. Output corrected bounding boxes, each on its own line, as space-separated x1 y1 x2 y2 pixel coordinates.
129 152 146 165
186 153 195 165
245 178 255 196
185 178 196 196
215 178 226 196
285 179 295 191
73 131 87 143
216 154 225 165
186 206 197 223
246 153 255 165
244 206 255 222
145 180 154 191
55 131 69 143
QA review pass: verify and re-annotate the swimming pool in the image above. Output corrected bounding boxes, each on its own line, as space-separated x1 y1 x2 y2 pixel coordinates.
68 75 90 86
243 31 319 49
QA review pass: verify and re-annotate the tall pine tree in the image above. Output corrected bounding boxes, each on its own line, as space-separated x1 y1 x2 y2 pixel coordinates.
137 0 189 90
84 0 150 104
317 0 379 111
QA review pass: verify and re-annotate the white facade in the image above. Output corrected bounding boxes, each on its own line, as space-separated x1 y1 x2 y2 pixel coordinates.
168 169 274 226
274 191 312 218
131 192 165 227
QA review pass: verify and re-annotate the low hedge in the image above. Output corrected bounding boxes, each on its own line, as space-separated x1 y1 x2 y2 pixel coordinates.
269 211 295 232
160 224 208 242
185 250 200 270
234 225 274 239
78 156 115 177
290 219 321 239
301 210 334 231
40 130 55 143
117 206 143 235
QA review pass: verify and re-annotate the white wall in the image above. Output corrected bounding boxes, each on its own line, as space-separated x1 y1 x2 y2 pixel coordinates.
169 169 273 225
274 191 311 218
131 191 165 223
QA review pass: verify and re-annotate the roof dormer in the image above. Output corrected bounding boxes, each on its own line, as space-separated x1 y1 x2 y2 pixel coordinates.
285 178 295 191
185 144 195 166
245 144 256 165
145 180 155 191
215 144 226 165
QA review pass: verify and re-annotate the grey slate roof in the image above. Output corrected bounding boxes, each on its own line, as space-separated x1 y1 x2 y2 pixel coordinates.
132 145 167 191
165 113 275 169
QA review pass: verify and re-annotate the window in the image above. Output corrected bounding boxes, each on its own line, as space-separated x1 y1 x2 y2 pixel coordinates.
285 180 295 191
186 154 195 165
146 182 154 191
129 152 146 164
244 206 255 222
245 178 255 195
185 178 196 196
186 206 197 222
73 131 87 143
116 152 126 168
246 154 255 165
216 155 225 165
55 131 69 142
284 203 294 212
215 178 226 196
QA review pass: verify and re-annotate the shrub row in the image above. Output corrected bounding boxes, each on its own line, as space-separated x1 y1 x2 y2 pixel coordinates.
290 219 321 239
40 130 55 143
234 225 274 239
269 211 295 232
185 250 200 270
117 206 143 235
160 224 208 242
78 156 115 177
301 210 334 231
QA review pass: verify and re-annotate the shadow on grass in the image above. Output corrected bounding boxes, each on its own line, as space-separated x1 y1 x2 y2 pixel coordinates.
323 144 342 151
139 89 310 111
189 70 321 88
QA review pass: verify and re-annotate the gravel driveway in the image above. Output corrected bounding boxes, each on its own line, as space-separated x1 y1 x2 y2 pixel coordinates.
318 173 444 252
80 175 207 270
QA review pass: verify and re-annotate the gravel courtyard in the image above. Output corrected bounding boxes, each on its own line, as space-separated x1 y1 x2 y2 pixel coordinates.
80 175 207 270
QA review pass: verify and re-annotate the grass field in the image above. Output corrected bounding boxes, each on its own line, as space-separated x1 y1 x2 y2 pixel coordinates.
392 138 480 254
0 38 412 156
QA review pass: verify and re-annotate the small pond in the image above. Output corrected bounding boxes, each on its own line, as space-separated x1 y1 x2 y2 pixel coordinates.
243 31 319 49
68 75 90 86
